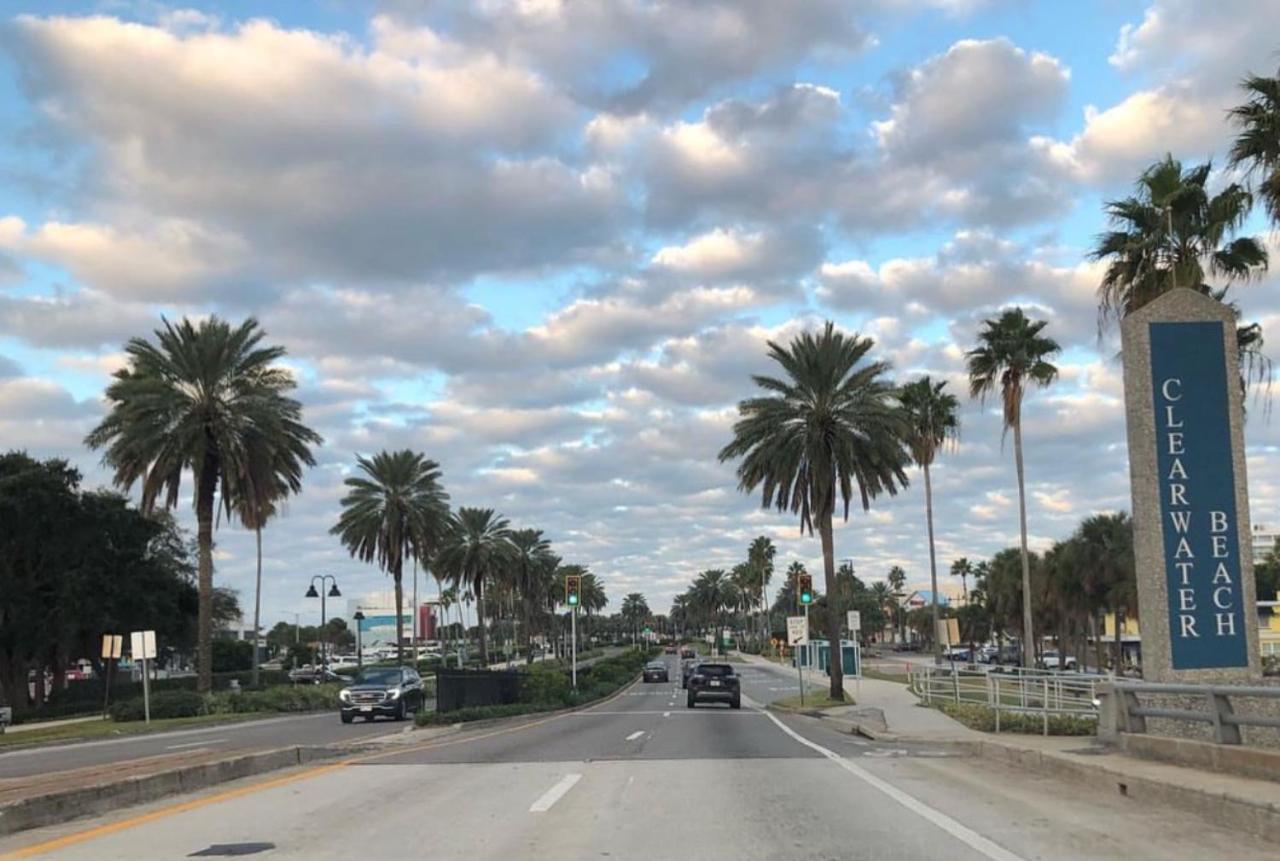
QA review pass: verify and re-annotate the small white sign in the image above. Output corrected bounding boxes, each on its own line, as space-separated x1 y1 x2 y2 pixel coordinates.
130 630 157 660
101 634 123 660
786 615 809 646
847 610 861 632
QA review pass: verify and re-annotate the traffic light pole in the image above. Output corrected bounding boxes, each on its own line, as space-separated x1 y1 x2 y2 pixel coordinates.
801 602 809 706
571 606 578 690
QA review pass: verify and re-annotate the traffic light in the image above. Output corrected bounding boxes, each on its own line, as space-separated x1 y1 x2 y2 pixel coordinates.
566 574 581 607
798 573 813 605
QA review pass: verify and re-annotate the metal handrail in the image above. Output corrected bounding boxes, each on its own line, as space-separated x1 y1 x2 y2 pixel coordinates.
1104 679 1280 743
908 664 1101 735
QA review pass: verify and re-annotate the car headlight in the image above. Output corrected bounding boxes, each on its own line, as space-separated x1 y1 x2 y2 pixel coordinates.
339 689 351 702
387 687 401 699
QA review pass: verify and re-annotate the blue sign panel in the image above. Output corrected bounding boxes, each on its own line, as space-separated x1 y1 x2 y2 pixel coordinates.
1149 321 1247 669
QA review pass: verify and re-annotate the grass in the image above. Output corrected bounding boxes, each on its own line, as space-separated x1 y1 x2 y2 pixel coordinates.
0 711 281 748
861 669 908 684
771 692 850 711
930 701 1096 736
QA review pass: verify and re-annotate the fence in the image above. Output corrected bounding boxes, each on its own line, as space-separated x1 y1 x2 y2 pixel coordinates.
908 665 1103 734
1102 681 1280 745
435 668 524 713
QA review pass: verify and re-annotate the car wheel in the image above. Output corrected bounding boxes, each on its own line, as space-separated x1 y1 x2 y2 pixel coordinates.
395 700 407 721
687 695 696 708
340 711 354 724
731 697 741 710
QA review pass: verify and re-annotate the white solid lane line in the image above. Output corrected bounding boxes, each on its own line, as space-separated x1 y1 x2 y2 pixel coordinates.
165 739 225 750
625 730 645 741
529 773 583 813
663 712 671 718
758 708 1025 861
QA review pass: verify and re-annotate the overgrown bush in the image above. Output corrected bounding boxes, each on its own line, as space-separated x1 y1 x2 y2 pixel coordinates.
520 661 573 705
934 701 1096 736
109 689 207 722
207 684 341 715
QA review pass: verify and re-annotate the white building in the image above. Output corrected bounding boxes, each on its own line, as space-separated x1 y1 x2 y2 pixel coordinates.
1251 523 1278 564
346 589 418 650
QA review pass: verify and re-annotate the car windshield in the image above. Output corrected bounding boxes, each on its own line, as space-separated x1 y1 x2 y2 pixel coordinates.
646 662 665 669
353 669 401 685
696 664 733 676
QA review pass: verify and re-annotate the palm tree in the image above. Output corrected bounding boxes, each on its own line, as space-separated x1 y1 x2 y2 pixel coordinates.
887 565 907 644
691 569 736 654
86 316 320 693
331 450 449 666
1073 512 1136 672
869 581 892 641
748 535 776 644
900 376 960 654
720 321 912 700
435 508 514 666
1229 66 1280 228
966 307 1060 668
507 529 554 662
621 593 650 643
1090 155 1269 385
950 557 973 603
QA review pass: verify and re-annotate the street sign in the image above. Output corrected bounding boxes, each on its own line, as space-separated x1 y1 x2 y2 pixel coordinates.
130 630 156 660
847 611 861 632
101 634 123 660
786 615 809 646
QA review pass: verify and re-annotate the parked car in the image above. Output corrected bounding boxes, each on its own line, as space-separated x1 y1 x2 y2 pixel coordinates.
976 645 1000 664
942 646 972 662
1039 650 1078 671
643 661 669 683
686 663 741 709
289 666 346 685
339 666 427 723
990 645 1022 666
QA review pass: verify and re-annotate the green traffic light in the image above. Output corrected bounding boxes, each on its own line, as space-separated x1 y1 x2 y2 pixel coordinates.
568 595 579 606
800 593 812 605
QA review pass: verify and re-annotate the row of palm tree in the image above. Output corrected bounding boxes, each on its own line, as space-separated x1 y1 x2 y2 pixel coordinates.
330 451 609 666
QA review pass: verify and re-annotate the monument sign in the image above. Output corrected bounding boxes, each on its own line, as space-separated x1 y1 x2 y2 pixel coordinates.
1121 289 1262 681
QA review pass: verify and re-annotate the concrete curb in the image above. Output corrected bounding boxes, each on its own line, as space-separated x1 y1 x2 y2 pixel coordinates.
0 745 342 838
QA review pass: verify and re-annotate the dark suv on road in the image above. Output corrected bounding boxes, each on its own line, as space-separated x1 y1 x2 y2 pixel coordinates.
686 663 740 709
339 667 426 722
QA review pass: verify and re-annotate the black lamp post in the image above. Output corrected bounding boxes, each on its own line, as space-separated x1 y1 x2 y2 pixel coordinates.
353 610 365 671
305 575 341 677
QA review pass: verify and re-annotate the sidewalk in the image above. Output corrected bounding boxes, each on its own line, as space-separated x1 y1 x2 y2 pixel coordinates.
1 715 100 735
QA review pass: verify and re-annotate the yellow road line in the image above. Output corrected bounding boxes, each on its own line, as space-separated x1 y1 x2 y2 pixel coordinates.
2 672 644 859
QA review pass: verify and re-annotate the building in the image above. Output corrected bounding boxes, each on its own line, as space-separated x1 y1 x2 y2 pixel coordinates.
1250 522 1278 564
1101 599 1280 661
346 589 439 650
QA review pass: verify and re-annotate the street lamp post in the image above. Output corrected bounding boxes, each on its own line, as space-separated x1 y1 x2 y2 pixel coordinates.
305 575 341 678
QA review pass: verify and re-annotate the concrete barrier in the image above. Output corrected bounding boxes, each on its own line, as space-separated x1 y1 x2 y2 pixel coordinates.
0 746 343 838
1118 733 1280 783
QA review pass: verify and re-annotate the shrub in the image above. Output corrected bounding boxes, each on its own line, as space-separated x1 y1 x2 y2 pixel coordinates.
109 689 207 722
207 684 342 715
934 701 1096 736
520 662 573 706
416 702 549 726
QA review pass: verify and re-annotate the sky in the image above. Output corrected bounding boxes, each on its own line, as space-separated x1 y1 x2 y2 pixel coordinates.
2 0 1279 631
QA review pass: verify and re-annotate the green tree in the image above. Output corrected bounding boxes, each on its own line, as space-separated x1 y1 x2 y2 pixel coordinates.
747 536 777 645
966 307 1060 667
886 565 907 643
436 508 514 665
508 530 555 662
621 593 651 643
1090 155 1269 385
86 317 320 692
720 322 911 699
1073 512 1136 671
1257 539 1280 603
1229 66 1280 228
900 376 960 654
331 450 450 666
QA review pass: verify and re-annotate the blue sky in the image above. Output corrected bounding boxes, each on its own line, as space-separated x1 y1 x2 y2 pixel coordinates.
1 0 1278 630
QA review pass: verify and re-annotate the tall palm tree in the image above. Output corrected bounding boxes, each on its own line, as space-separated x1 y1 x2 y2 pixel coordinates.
900 376 960 654
721 323 912 699
950 557 973 603
748 535 777 644
86 316 320 693
1073 512 1136 672
887 565 907 644
509 529 555 661
235 489 277 689
1229 66 1280 228
435 508 514 666
691 569 736 654
331 450 449 666
966 307 1060 668
869 581 892 640
1090 155 1269 385
621 593 650 643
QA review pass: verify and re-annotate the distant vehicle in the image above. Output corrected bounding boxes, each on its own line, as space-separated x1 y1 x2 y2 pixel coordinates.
339 666 427 723
664 645 677 655
892 642 915 653
686 663 740 709
680 647 696 660
1039 650 1078 671
329 655 359 668
942 647 972 663
680 658 698 689
643 661 669 683
991 645 1022 666
289 666 346 685
976 645 1000 664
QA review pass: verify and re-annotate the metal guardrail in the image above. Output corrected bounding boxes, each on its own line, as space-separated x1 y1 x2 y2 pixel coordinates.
909 665 1102 735
1108 681 1280 745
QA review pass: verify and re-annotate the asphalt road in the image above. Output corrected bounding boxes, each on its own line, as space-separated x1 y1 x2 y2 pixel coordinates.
2 653 1274 860
0 709 407 781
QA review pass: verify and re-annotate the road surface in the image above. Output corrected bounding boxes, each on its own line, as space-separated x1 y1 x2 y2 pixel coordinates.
0 654 1272 860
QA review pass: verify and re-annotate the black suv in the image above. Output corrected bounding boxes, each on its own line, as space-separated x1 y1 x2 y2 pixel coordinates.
686 662 740 709
339 667 426 722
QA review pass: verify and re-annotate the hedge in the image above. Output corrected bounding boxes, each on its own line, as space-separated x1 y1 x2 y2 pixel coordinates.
108 689 207 722
933 701 1097 736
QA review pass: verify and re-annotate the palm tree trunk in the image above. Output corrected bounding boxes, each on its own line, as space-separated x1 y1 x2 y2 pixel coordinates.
477 575 489 665
924 461 941 656
393 558 405 667
819 515 845 701
1114 606 1124 674
1012 416 1035 669
251 525 263 688
195 453 217 694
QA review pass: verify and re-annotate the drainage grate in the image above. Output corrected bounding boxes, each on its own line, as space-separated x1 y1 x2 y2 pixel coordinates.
188 843 276 857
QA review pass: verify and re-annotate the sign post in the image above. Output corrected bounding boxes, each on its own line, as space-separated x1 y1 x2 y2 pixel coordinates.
1121 290 1261 682
101 633 122 719
130 630 157 724
787 615 809 706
